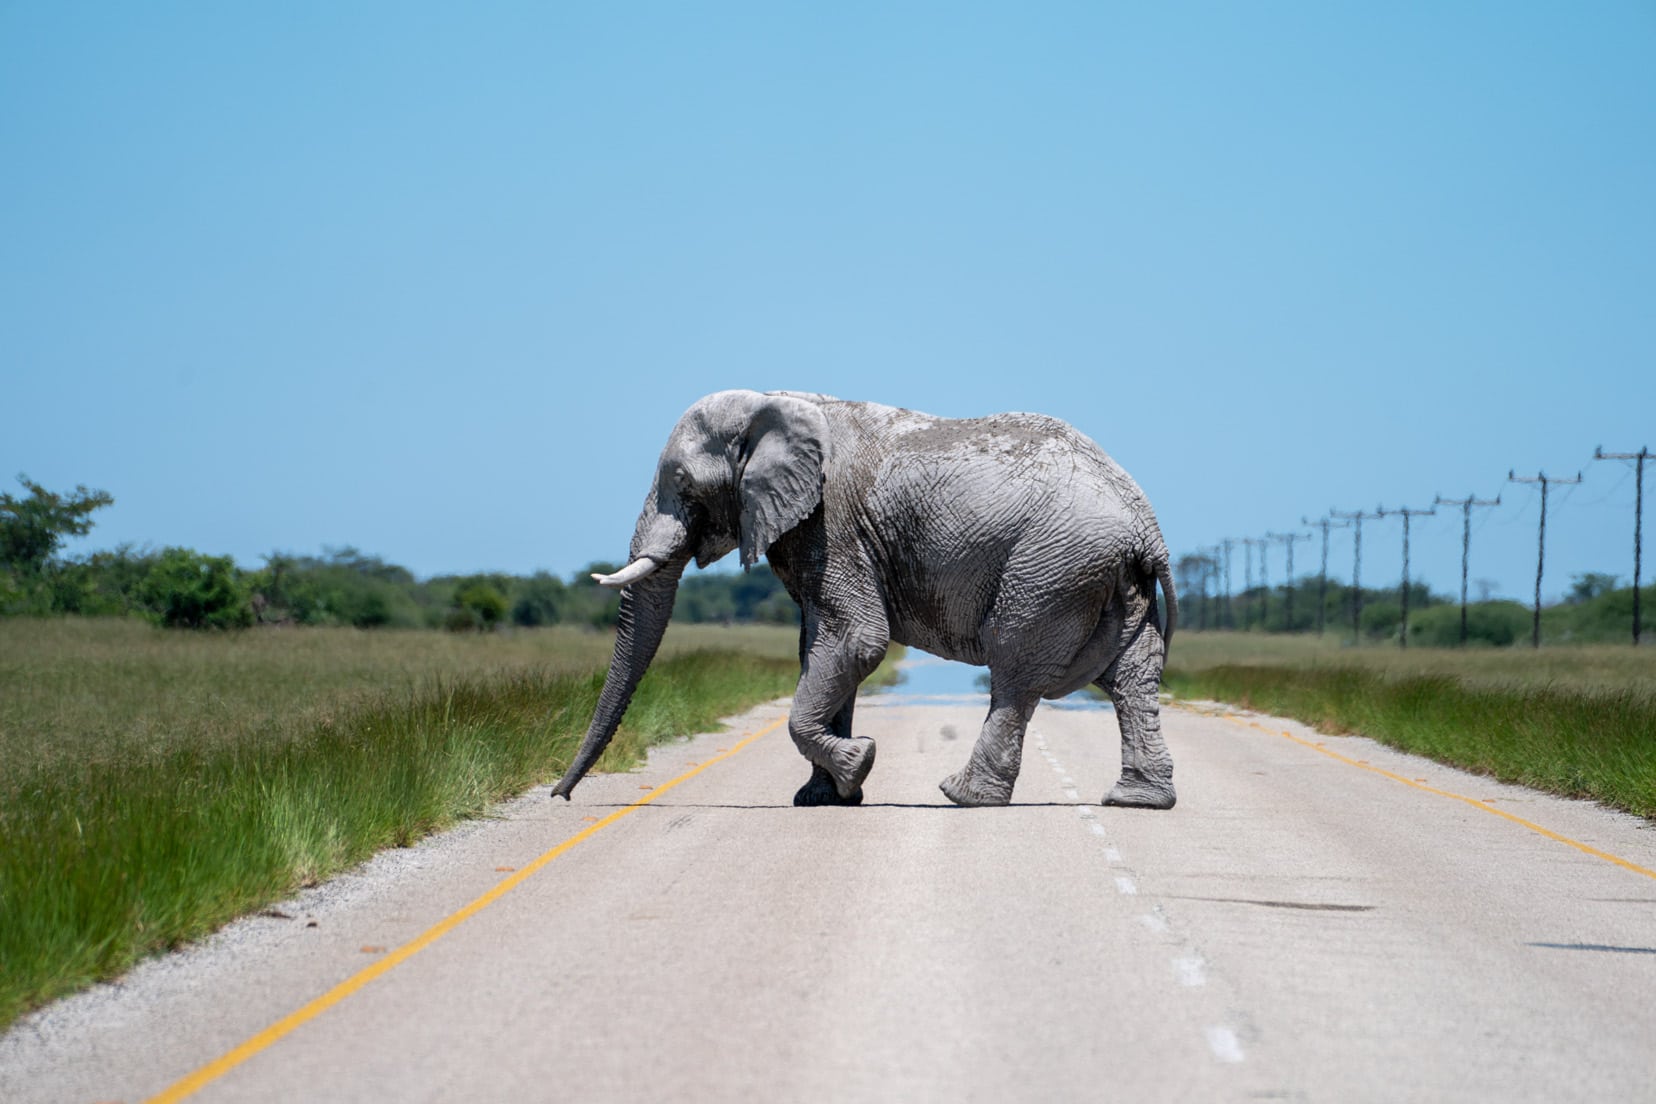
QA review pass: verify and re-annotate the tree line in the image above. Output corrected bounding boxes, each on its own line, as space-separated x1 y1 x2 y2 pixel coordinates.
1172 550 1650 647
0 476 798 631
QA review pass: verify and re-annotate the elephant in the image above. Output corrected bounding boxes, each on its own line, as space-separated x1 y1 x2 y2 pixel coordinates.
551 389 1178 809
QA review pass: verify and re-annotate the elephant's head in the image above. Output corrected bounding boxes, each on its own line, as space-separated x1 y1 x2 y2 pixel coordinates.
550 390 830 799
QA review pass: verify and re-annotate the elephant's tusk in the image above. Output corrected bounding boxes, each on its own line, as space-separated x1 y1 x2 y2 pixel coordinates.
592 557 660 588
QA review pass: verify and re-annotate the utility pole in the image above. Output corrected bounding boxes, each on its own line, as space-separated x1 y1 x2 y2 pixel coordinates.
1594 446 1649 646
1190 550 1206 631
1331 508 1383 640
1220 538 1235 630
1213 552 1223 630
1269 531 1311 633
1508 469 1583 649
1303 516 1349 637
1256 537 1271 630
1191 547 1212 630
1243 537 1267 631
1434 492 1501 646
1377 504 1435 648
1212 549 1225 628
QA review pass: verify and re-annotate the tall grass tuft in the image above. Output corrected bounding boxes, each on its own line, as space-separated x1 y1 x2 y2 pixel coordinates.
0 650 799 1032
1166 664 1656 821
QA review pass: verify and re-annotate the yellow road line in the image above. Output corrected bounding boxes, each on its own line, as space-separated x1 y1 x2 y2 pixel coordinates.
1221 714 1656 883
146 715 787 1104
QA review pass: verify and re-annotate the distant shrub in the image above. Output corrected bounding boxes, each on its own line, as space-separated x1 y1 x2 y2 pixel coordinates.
675 564 798 625
1407 601 1530 647
510 572 567 627
53 545 158 616
1542 583 1656 644
752 589 800 624
444 606 482 633
567 564 625 628
263 566 420 628
139 548 253 630
1359 600 1401 642
452 579 508 631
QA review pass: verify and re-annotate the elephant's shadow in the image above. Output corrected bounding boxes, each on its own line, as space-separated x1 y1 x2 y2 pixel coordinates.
576 800 1089 811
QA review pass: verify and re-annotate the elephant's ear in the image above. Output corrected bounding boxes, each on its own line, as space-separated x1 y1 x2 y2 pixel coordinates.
737 394 830 568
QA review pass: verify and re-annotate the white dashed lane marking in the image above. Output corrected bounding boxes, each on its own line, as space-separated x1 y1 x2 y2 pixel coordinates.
1206 1026 1246 1064
1033 729 1245 1067
1174 955 1207 987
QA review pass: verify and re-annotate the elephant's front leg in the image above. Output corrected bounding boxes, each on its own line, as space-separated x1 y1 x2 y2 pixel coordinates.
940 689 1040 807
792 696 862 806
1099 618 1176 810
790 622 887 807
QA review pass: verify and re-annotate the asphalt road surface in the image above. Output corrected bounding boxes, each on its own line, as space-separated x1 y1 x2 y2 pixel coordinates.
4 681 1655 1103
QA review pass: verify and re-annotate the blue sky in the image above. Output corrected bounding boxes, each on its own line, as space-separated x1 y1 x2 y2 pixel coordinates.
3 3 1652 606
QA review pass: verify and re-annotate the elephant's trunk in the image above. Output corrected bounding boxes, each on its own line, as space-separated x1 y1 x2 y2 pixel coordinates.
550 553 689 800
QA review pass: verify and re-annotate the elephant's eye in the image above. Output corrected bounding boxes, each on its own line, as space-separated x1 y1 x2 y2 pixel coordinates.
671 466 690 491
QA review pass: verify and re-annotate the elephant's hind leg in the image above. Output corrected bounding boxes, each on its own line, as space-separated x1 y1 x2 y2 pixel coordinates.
939 684 1040 807
1098 617 1176 810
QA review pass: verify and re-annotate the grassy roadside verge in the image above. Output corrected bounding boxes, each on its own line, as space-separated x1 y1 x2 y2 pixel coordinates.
0 649 799 1032
1164 663 1656 821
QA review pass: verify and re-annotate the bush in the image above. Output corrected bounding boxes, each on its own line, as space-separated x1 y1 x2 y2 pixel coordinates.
1407 601 1531 647
675 564 799 626
138 548 253 630
566 564 625 628
443 606 482 632
249 549 424 629
1543 583 1656 644
510 572 567 627
451 579 508 632
1359 600 1401 642
56 546 158 616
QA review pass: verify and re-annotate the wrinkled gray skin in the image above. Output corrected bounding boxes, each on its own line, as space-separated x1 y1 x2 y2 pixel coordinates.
551 390 1178 809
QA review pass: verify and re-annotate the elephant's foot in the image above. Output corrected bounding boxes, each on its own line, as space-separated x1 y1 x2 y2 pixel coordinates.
1102 770 1176 810
939 768 1013 807
824 737 876 799
793 768 864 807
794 739 876 806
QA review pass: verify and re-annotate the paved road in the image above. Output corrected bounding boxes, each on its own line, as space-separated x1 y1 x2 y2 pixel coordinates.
4 688 1655 1103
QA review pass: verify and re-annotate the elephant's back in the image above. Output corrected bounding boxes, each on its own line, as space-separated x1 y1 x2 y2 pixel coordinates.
841 408 1153 659
862 410 1144 527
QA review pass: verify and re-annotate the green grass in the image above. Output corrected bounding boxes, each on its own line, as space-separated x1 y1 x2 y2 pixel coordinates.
1166 631 1656 695
0 618 801 777
1164 631 1656 822
0 620 806 1031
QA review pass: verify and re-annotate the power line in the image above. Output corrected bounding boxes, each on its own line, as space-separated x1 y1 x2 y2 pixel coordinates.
1242 537 1266 631
1433 492 1502 647
1303 516 1349 637
1578 462 1633 507
1507 469 1583 649
1330 507 1384 638
1594 445 1650 646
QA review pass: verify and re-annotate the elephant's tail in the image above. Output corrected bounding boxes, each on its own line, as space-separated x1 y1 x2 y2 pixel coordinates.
1151 548 1177 658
